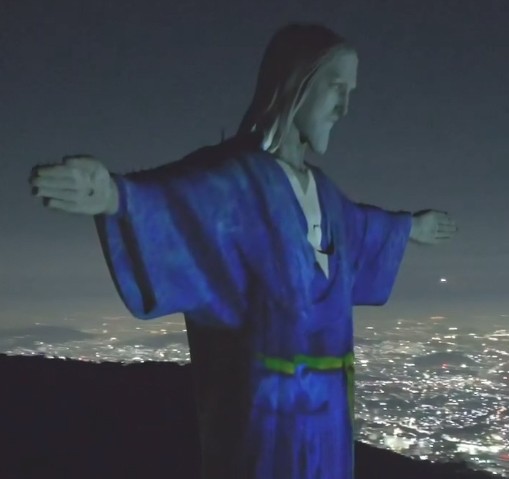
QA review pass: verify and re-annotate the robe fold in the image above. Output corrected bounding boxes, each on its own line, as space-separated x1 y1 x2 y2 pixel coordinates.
94 134 412 479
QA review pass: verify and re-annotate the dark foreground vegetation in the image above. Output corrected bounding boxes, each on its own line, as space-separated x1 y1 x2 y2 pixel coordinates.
0 353 500 478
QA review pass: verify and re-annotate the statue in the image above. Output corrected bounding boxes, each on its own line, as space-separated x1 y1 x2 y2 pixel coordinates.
29 23 457 479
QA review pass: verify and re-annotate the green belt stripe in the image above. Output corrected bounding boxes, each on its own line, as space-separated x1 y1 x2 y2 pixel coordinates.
255 352 354 374
255 351 356 427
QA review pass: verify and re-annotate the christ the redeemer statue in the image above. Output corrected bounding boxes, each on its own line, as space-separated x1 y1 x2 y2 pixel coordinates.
29 23 457 479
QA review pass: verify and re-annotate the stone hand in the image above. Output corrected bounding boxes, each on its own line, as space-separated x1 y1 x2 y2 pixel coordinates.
410 209 458 245
29 155 117 215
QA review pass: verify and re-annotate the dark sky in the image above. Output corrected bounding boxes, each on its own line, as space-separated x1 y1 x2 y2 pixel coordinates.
1 0 508 328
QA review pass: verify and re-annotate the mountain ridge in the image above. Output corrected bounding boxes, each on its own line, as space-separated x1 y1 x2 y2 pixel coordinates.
0 353 500 478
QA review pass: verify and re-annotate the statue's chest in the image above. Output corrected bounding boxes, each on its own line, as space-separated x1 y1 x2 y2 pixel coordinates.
275 160 329 278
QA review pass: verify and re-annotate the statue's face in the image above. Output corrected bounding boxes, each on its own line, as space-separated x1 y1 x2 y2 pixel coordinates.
294 49 358 155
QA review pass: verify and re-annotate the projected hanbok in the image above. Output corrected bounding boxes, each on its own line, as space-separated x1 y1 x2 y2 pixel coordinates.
94 133 412 479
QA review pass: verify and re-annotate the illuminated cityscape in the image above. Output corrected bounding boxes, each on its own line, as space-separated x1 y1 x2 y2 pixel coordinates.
1 313 508 477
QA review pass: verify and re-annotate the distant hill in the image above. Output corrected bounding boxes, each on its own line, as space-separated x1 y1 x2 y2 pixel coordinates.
0 353 500 479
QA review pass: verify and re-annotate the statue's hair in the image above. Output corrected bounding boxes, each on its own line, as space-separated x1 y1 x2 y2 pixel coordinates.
237 23 356 153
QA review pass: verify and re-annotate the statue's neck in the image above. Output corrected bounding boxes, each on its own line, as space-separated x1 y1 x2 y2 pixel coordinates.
273 126 308 171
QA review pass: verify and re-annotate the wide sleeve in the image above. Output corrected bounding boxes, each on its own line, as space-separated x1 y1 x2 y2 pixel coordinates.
342 197 412 306
93 154 249 329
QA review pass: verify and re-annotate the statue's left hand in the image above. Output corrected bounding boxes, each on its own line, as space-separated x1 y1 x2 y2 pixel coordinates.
410 210 458 245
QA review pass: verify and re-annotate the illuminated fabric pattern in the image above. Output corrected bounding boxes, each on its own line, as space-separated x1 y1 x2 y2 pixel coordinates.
94 134 412 479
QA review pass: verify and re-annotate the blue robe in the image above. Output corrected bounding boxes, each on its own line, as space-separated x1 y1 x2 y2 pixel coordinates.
94 134 412 479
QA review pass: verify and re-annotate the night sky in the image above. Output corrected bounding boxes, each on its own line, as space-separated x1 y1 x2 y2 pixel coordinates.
2 0 508 329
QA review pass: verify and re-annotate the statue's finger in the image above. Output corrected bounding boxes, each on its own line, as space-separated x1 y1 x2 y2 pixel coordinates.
31 176 76 189
37 164 75 179
438 224 457 232
45 198 80 212
438 219 456 227
37 187 77 202
63 156 96 171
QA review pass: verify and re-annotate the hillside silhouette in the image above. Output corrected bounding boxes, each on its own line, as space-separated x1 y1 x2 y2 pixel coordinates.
0 353 500 478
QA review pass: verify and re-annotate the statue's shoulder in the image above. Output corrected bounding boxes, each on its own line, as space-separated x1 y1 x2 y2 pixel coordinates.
176 136 262 176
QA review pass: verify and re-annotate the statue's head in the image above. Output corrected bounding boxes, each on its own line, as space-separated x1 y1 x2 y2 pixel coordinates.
237 23 358 156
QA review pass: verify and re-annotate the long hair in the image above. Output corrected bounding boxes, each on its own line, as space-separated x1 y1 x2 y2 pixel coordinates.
236 23 355 153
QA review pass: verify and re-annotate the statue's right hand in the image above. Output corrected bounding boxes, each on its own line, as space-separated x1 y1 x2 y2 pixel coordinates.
29 155 115 215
